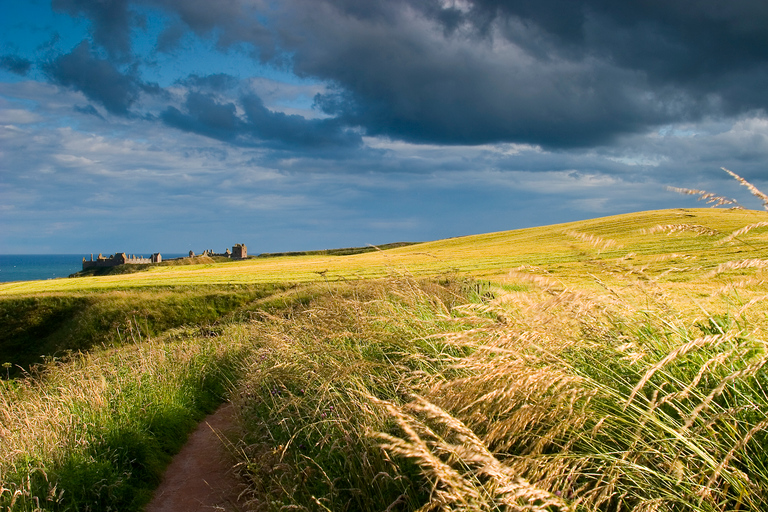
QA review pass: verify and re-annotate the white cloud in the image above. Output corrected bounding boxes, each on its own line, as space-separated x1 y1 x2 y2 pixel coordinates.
221 193 314 210
0 109 43 124
53 153 97 166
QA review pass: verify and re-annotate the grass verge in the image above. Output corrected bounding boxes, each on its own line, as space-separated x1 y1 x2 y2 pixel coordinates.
0 323 250 511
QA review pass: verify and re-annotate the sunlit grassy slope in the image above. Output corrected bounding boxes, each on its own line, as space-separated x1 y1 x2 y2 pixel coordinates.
3 206 768 511
2 208 766 295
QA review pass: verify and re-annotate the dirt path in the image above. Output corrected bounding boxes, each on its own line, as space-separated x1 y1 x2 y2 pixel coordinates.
145 403 248 512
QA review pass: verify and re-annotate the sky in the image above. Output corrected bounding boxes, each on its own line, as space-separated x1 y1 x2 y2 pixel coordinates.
1 0 767 255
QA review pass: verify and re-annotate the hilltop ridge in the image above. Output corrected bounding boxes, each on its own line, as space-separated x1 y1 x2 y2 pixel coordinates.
1 208 766 295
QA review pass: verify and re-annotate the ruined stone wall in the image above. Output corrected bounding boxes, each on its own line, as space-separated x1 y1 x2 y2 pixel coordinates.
82 252 161 270
80 245 241 271
196 244 247 259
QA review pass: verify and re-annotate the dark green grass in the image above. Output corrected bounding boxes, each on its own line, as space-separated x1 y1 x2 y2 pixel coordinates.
0 283 287 377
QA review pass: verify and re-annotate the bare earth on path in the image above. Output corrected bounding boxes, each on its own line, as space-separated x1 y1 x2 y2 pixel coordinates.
145 403 248 512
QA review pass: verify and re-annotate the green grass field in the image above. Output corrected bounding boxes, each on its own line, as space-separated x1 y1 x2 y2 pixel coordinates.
2 207 767 511
2 208 766 295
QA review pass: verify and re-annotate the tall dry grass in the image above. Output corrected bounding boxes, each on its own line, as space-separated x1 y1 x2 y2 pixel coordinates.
229 171 768 511
369 171 768 511
404 275 767 511
231 269 766 510
229 278 483 511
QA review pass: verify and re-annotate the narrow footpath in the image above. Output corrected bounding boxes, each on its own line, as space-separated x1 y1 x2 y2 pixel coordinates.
145 403 248 512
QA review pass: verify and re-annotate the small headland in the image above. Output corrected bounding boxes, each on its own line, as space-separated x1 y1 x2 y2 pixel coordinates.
73 244 250 278
72 255 233 278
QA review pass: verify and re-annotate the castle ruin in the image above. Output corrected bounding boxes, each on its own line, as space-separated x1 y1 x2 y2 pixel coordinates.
82 252 162 270
82 244 247 270
232 243 247 259
197 244 247 260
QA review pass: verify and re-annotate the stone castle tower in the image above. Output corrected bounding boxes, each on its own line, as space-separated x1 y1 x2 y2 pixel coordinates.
232 244 247 259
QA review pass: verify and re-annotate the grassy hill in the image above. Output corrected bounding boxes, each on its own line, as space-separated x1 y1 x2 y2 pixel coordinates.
2 207 768 512
2 208 766 295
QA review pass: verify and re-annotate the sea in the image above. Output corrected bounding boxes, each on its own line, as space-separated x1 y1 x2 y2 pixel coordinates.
0 254 188 283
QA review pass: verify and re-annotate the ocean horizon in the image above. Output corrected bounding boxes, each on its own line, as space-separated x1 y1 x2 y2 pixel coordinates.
0 254 188 283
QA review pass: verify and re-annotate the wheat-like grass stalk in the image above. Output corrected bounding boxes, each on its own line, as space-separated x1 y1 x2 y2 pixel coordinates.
644 224 719 236
372 395 571 511
564 230 621 253
666 186 741 208
625 334 726 408
704 417 768 493
707 258 768 277
722 167 768 210
731 296 768 331
717 221 768 245
683 349 768 430
650 253 697 262
717 276 765 294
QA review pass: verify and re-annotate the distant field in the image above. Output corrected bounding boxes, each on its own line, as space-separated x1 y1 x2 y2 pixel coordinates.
2 208 766 296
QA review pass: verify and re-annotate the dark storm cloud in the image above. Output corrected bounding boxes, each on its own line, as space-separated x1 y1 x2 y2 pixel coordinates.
241 94 362 149
52 0 133 60
0 55 33 75
44 41 148 116
483 0 768 70
161 91 362 149
156 22 186 52
53 0 271 54
74 104 105 119
461 0 768 105
46 0 768 149
279 0 768 147
142 0 273 59
161 92 240 141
